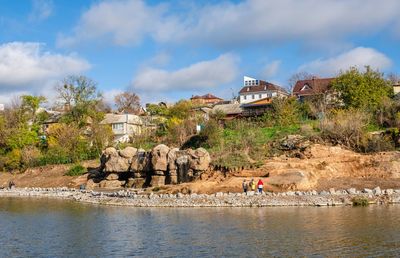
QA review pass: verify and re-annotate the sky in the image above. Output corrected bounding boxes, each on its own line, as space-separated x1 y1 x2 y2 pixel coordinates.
0 0 400 106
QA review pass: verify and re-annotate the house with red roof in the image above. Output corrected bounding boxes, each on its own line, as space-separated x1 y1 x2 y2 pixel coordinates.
190 93 223 105
292 77 335 100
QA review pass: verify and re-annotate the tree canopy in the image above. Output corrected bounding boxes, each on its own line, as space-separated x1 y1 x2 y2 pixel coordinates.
55 75 103 126
332 66 393 111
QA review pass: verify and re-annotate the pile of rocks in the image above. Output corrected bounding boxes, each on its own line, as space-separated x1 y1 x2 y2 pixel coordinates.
88 144 211 189
2 186 400 207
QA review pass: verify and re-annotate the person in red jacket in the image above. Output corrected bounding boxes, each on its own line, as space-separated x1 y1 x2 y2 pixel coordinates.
257 179 264 193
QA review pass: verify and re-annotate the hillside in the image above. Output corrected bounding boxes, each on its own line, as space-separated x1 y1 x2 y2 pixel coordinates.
2 143 400 194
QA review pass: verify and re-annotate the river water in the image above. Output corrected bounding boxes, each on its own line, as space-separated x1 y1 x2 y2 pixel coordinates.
1 198 399 257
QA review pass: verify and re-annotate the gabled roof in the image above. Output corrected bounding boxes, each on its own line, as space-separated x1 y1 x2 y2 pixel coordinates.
212 103 242 115
241 97 273 107
191 93 222 100
101 113 143 125
293 77 334 96
239 80 287 95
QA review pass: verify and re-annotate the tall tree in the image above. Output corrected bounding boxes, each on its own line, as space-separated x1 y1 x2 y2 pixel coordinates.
55 75 103 126
114 92 141 114
332 66 393 111
21 95 46 123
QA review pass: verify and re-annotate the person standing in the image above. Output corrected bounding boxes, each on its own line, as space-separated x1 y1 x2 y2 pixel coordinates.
257 179 264 193
250 178 256 192
242 179 248 193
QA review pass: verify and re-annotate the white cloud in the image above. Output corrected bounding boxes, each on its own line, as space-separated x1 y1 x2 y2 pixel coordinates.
0 42 90 98
57 0 181 47
298 47 392 76
58 0 400 48
132 54 239 92
261 60 281 78
29 0 53 22
101 88 123 106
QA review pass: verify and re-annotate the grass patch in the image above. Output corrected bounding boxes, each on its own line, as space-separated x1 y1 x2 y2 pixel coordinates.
352 197 369 206
65 164 86 176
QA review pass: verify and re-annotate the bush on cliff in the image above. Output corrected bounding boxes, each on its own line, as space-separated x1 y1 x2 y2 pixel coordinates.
65 164 86 176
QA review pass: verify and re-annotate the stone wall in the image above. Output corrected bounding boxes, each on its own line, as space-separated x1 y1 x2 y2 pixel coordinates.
89 144 211 189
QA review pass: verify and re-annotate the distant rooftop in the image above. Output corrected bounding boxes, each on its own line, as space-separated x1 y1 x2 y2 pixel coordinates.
191 93 222 100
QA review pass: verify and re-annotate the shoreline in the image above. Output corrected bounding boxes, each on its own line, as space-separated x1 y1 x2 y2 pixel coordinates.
1 187 400 207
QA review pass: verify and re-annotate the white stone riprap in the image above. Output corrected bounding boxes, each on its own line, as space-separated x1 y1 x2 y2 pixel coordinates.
1 187 400 207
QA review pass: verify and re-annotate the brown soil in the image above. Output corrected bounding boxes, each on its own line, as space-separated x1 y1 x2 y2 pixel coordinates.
0 160 98 189
2 144 400 194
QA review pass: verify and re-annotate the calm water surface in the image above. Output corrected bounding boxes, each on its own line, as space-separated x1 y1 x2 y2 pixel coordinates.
1 198 400 257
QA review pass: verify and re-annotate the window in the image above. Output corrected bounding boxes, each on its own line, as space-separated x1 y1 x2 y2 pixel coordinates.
259 94 262 98
256 80 259 85
267 93 272 98
244 95 247 100
112 123 124 130
301 84 311 91
252 94 255 99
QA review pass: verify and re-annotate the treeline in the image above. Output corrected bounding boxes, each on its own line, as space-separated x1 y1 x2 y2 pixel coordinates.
1 67 400 172
0 76 114 171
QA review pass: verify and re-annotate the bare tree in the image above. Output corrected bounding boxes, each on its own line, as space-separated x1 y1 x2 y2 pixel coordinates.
287 71 315 94
114 92 141 114
387 72 400 85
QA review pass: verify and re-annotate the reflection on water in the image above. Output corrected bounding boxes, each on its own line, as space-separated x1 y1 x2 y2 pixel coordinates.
1 198 400 257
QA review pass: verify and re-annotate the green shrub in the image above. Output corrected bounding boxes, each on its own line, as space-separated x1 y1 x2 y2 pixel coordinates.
361 135 395 153
65 164 86 176
352 197 369 206
4 149 22 171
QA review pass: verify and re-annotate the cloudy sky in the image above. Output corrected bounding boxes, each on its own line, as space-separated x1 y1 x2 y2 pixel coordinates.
1 0 400 105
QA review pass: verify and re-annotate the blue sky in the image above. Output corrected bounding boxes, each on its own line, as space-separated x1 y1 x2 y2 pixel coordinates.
0 0 400 105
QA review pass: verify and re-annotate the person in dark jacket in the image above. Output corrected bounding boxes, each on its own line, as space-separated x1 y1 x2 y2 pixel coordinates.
242 179 248 193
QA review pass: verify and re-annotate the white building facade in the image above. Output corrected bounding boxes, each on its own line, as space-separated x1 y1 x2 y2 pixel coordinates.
239 76 288 104
101 113 144 143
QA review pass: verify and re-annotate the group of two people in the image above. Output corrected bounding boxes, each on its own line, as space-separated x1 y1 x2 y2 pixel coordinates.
242 178 263 193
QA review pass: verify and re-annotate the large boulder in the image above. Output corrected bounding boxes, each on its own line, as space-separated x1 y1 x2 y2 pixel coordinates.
151 144 170 171
99 180 125 188
188 148 211 171
103 147 118 156
105 173 119 180
167 148 180 171
104 156 130 172
266 170 312 190
132 150 151 174
279 135 310 151
126 178 145 188
151 175 166 186
119 147 137 159
101 147 130 172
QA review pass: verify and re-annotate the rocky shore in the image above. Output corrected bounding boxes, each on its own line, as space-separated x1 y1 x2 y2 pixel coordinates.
1 187 400 207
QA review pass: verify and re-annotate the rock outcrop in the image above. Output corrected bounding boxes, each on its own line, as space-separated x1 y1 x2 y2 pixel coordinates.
94 145 211 189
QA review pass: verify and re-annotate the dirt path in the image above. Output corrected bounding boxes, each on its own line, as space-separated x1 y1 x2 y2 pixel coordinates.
0 160 98 189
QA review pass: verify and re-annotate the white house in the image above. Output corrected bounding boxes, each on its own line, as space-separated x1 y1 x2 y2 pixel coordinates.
238 76 288 104
101 113 144 143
